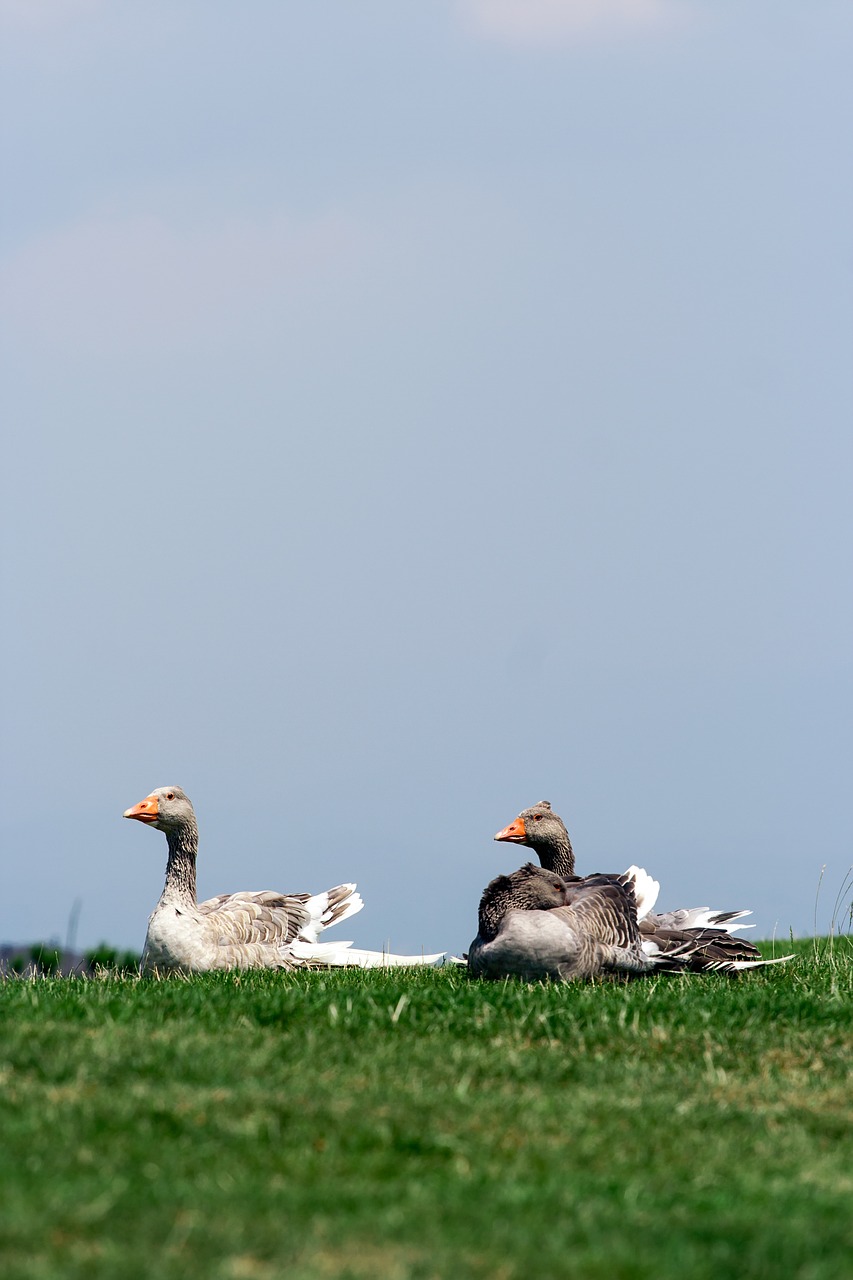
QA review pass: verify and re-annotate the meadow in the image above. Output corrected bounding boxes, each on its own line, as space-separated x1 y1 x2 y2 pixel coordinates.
0 939 850 1280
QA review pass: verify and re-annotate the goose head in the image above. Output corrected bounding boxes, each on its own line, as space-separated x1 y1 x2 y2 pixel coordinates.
494 801 575 876
123 786 195 834
477 863 571 941
484 863 571 911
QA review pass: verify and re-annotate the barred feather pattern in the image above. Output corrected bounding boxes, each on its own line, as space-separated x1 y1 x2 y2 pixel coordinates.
469 864 669 982
494 801 792 974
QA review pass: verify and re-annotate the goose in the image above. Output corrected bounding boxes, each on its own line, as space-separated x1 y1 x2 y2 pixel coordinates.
494 801 791 970
468 863 707 982
123 786 444 973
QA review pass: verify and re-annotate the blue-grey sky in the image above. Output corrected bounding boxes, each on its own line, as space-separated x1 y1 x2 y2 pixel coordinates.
2 1 851 957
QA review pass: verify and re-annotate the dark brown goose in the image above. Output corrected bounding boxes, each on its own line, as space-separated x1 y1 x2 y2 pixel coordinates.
494 801 791 971
468 863 703 982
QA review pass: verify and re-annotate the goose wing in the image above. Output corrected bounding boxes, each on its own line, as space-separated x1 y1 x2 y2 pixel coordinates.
557 873 642 952
197 891 315 949
541 873 659 978
638 919 766 967
583 878 770 966
198 882 363 946
574 884 788 971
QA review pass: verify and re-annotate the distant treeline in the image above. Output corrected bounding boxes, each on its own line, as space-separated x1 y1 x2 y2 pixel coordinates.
0 943 140 978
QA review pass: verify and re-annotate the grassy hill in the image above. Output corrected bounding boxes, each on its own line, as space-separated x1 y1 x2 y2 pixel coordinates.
0 939 850 1280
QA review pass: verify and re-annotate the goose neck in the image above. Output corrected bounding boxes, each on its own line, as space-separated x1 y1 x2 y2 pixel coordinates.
535 832 575 878
160 824 198 907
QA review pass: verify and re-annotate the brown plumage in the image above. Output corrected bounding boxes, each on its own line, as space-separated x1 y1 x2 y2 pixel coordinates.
468 863 694 982
494 801 792 972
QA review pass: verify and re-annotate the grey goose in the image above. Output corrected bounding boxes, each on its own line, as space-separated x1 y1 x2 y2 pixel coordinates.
494 801 791 971
468 863 708 982
124 786 444 973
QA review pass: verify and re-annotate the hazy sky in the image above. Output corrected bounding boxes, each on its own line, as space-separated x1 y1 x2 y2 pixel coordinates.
2 1 851 958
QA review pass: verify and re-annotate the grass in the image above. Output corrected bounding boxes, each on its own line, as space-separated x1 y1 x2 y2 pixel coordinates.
0 939 851 1280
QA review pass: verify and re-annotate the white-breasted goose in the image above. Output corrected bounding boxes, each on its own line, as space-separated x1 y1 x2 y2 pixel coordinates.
123 786 444 973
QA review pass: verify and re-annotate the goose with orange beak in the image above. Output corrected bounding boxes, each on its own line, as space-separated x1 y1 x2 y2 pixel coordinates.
492 801 792 972
124 785 444 974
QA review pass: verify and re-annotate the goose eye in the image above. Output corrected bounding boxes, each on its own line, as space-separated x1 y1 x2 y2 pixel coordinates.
166 792 175 800
533 814 543 821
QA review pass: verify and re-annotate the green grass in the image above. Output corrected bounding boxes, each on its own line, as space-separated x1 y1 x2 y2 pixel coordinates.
1 939 851 1280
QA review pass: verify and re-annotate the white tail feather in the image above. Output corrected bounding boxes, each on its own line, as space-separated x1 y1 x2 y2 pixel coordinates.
623 866 660 921
329 948 446 968
652 905 755 932
297 885 364 944
289 939 445 968
688 907 753 930
714 954 795 971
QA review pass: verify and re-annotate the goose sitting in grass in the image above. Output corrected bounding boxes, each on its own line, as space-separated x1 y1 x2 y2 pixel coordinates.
494 801 792 970
123 786 444 974
468 862 702 982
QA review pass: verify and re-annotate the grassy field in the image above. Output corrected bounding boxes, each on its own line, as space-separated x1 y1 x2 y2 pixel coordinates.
0 939 850 1280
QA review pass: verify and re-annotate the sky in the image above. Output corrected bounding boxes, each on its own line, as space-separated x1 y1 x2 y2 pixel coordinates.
2 1 851 959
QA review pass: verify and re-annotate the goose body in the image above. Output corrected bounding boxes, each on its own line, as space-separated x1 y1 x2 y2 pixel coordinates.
468 864 698 982
494 801 792 972
124 786 444 973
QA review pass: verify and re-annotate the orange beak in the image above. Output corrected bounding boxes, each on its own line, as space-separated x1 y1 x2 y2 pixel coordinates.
494 816 527 844
123 793 160 824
